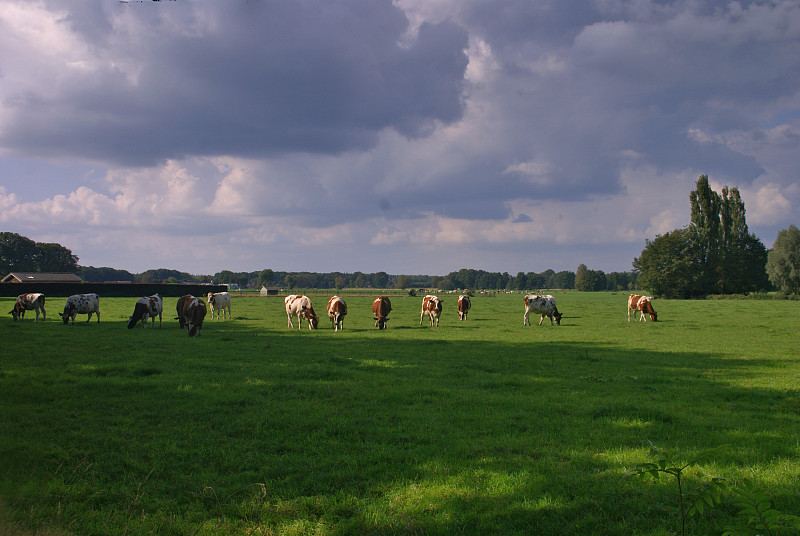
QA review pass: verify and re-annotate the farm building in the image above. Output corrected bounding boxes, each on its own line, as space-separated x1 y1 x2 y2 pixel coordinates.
1 272 82 283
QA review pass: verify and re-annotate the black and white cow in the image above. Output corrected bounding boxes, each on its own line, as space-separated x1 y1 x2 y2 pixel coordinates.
9 293 46 322
60 293 100 324
523 294 562 326
127 294 163 329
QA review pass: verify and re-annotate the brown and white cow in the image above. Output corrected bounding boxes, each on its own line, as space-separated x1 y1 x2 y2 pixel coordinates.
179 295 206 336
372 296 392 329
628 294 657 322
285 295 319 330
127 294 163 329
523 294 561 326
206 292 231 320
176 294 193 329
60 293 100 324
9 293 46 322
457 295 471 321
326 295 347 331
420 294 443 326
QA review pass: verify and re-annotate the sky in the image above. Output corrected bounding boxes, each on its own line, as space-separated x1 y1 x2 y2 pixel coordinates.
1 0 798 276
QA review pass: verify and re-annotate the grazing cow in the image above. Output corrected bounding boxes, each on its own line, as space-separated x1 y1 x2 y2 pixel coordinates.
372 296 392 329
127 294 163 329
180 296 207 337
285 295 319 330
9 293 46 322
206 292 232 320
628 294 657 322
523 294 562 326
457 295 471 321
420 295 443 326
326 295 347 331
60 293 100 324
176 294 193 329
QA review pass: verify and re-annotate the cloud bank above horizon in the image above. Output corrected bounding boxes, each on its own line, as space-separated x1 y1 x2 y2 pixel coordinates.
1 0 798 275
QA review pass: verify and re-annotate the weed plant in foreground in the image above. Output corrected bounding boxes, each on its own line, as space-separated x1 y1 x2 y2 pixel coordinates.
1 292 798 535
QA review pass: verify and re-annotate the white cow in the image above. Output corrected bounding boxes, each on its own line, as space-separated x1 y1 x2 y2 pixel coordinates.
206 292 232 320
127 294 163 329
285 295 319 330
9 293 46 322
523 294 562 326
60 293 100 324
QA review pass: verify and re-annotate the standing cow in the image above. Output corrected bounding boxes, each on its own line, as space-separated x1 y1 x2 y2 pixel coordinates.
628 294 657 322
127 294 163 329
285 295 319 330
9 293 46 322
420 295 443 326
60 293 100 324
372 296 392 329
326 296 347 331
523 294 562 326
206 292 232 320
457 295 471 321
179 295 206 337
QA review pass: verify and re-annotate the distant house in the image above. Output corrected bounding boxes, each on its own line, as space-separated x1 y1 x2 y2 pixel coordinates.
1 272 82 283
260 286 281 296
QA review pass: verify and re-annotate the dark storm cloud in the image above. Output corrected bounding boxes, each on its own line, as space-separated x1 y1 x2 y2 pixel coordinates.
1 0 469 166
457 0 798 194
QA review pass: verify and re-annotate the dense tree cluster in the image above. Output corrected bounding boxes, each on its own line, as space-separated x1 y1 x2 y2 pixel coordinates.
634 176 770 298
766 224 800 295
0 232 79 274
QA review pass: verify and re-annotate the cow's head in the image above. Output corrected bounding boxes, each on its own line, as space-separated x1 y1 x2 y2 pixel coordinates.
305 307 319 329
8 307 20 321
553 311 563 325
375 316 389 329
60 304 75 324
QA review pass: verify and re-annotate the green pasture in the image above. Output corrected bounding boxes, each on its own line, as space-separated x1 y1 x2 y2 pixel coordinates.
1 292 798 535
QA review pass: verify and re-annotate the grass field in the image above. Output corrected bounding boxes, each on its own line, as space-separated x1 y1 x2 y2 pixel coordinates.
1 292 798 535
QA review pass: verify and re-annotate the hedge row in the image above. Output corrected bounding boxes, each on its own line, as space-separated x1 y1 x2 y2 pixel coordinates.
0 282 228 298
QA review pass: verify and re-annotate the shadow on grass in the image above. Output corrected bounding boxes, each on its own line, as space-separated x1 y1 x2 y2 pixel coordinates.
1 319 798 536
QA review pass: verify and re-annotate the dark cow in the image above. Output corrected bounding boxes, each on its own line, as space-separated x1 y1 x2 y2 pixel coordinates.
206 292 231 320
60 293 100 324
176 294 193 329
523 294 562 326
285 295 319 330
628 294 657 322
457 295 471 321
372 296 392 329
127 294 163 329
180 295 206 337
420 294 443 326
326 295 347 331
9 293 46 322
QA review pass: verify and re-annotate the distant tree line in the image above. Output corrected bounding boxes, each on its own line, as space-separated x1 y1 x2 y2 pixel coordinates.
3 231 641 292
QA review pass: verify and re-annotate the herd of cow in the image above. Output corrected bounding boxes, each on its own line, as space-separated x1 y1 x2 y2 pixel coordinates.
7 291 658 335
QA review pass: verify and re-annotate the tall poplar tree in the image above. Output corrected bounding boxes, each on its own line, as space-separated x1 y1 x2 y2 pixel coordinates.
636 176 768 296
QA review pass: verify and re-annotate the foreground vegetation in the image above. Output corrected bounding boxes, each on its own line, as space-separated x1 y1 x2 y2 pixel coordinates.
1 292 798 535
